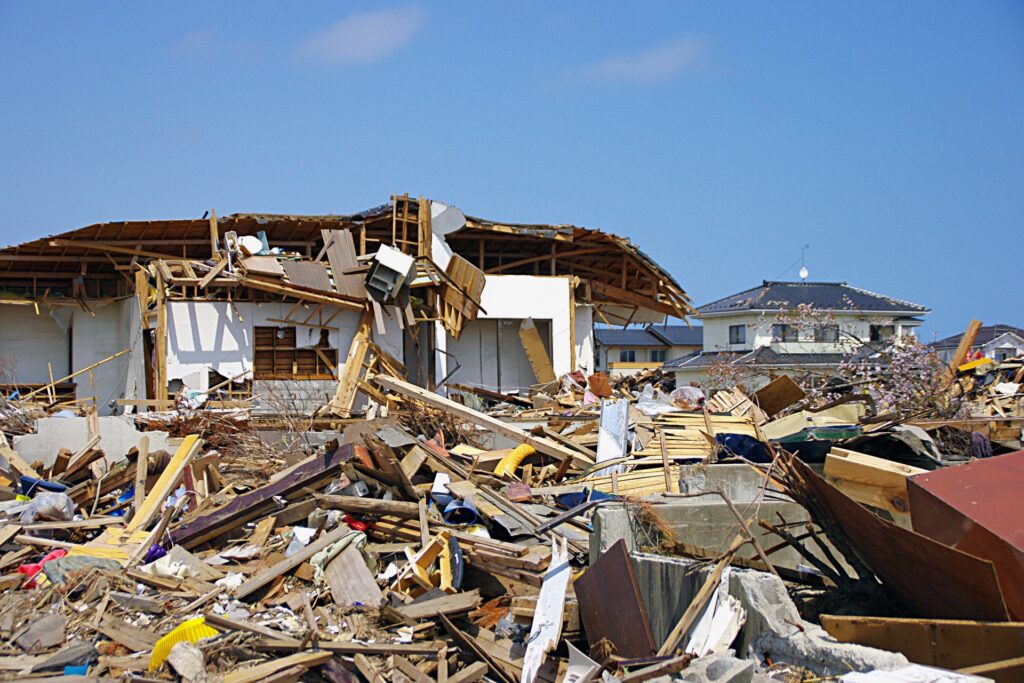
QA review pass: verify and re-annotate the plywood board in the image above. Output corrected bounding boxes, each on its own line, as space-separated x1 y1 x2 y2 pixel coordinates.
282 261 333 292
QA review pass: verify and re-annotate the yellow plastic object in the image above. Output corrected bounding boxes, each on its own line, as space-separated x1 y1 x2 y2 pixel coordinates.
494 443 535 476
148 617 220 670
958 358 993 372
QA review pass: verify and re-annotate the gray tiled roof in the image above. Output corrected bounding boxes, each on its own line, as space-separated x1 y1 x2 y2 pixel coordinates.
932 324 1024 350
698 281 928 315
664 346 849 369
594 325 703 348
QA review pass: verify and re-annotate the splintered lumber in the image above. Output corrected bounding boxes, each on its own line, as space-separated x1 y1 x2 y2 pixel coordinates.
222 651 333 683
0 444 41 479
234 525 356 600
824 448 925 521
572 465 681 496
373 375 593 468
171 445 353 549
820 615 1024 673
632 411 756 458
127 434 203 532
519 318 556 384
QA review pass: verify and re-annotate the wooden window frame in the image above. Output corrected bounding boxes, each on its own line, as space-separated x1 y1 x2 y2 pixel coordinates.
253 326 337 380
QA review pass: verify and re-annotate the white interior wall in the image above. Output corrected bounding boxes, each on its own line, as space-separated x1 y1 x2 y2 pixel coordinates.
574 304 595 375
71 299 133 414
473 275 574 374
446 318 553 392
442 274 573 392
0 304 70 384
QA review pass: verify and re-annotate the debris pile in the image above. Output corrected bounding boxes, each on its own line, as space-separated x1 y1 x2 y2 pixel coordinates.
0 197 1020 680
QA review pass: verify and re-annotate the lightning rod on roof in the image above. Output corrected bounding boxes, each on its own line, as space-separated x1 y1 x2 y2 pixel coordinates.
799 244 810 280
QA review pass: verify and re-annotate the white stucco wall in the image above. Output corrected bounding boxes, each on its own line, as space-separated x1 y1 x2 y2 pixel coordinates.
166 301 363 391
0 304 71 384
701 312 911 354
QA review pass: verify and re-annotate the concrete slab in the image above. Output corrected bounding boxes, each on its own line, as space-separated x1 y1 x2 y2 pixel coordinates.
630 553 908 677
13 415 170 468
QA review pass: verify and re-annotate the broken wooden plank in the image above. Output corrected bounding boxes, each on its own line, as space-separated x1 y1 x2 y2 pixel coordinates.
127 434 203 532
394 589 482 622
172 445 352 549
519 318 556 384
824 448 925 522
234 525 357 600
223 651 333 683
820 614 1024 671
324 543 383 608
254 638 442 657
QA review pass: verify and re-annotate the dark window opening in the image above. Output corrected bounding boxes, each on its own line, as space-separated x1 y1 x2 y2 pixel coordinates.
254 326 336 379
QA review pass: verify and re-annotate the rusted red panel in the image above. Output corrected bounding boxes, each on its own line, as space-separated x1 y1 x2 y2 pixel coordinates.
795 458 1010 621
908 450 1024 621
574 539 657 658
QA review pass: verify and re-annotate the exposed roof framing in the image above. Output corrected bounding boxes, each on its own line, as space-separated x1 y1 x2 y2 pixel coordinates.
1 196 695 321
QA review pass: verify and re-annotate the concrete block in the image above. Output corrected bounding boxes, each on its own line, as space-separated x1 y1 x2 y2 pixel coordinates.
590 499 818 572
676 650 754 683
679 464 772 503
13 415 170 468
630 554 909 677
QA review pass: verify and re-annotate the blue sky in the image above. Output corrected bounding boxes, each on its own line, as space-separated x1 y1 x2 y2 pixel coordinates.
1 2 1021 339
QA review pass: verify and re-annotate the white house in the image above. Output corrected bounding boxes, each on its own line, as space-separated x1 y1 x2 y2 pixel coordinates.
932 325 1024 365
593 324 703 377
665 280 928 390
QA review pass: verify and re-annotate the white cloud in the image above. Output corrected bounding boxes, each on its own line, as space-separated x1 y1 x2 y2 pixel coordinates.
294 6 425 66
177 28 217 58
580 37 705 84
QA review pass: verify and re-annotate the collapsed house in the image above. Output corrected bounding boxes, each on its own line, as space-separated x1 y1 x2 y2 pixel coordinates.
0 195 695 417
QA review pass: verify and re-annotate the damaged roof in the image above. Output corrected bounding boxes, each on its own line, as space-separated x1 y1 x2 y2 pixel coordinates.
698 281 928 316
594 325 703 347
664 347 850 369
0 195 697 321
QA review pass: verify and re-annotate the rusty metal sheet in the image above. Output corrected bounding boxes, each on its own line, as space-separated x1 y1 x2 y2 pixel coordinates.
281 261 333 292
796 457 1010 621
574 539 657 658
907 450 1024 620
